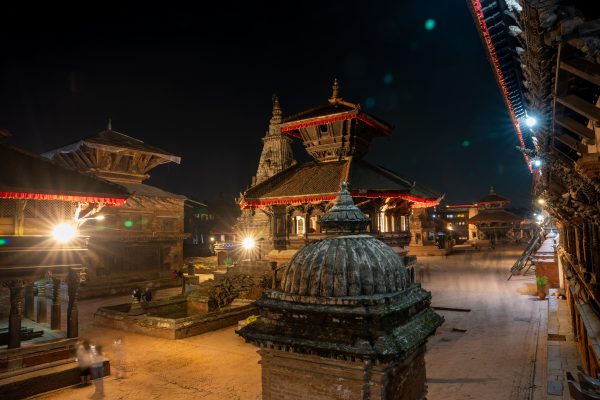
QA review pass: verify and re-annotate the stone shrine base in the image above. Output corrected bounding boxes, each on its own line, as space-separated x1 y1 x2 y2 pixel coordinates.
259 346 427 400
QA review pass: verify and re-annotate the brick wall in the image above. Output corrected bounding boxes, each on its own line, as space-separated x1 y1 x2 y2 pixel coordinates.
259 345 427 400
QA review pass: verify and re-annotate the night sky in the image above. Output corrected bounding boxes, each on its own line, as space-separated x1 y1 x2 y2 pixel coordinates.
1 1 532 208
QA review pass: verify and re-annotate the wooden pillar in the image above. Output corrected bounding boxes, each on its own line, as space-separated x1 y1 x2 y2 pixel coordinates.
51 277 61 330
67 270 80 338
8 281 25 349
24 284 34 320
36 279 47 323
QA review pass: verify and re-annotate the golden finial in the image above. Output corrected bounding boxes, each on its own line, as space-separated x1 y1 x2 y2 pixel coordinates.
107 118 112 131
272 94 282 117
489 186 496 195
329 78 341 103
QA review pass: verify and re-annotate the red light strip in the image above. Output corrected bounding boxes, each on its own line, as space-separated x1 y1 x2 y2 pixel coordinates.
0 191 126 206
240 192 439 209
281 113 391 137
471 0 533 173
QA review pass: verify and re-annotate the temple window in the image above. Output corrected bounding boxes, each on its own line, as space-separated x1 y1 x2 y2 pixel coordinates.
296 216 305 236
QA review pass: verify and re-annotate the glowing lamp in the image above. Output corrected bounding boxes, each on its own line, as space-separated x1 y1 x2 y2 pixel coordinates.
533 159 542 168
536 215 544 222
525 116 537 127
537 198 546 205
210 237 215 242
242 237 256 250
96 215 105 221
52 223 77 243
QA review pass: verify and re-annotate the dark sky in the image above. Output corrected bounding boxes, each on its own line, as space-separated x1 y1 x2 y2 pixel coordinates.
0 1 532 208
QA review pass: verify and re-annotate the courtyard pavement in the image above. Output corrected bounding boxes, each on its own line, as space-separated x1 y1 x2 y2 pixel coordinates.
32 245 550 400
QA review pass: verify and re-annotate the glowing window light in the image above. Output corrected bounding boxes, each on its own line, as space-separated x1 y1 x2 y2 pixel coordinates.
242 237 255 250
52 223 77 243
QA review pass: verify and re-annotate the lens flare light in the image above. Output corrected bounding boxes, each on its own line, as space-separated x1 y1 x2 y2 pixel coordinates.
52 223 77 243
242 237 256 250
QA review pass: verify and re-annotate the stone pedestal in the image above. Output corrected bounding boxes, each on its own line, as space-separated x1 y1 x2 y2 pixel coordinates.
259 346 427 400
8 282 25 349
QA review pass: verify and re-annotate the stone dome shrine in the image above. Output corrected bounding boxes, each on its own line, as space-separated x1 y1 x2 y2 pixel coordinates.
237 182 443 400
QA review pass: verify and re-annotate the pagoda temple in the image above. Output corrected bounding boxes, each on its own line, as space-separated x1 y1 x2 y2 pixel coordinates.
43 121 186 289
238 81 442 261
0 132 127 397
468 187 525 241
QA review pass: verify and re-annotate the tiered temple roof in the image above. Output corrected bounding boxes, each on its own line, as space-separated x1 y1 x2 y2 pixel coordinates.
1 143 127 205
241 158 441 208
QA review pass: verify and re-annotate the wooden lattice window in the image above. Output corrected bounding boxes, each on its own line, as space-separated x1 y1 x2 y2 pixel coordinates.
0 199 16 217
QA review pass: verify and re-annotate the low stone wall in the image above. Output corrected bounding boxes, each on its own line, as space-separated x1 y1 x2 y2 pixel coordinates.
94 304 257 339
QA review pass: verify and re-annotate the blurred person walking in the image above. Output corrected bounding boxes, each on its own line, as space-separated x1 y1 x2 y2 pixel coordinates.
90 344 106 398
112 337 126 379
76 340 92 387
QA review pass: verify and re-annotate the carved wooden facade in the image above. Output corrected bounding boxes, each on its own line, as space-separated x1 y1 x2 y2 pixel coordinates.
470 0 600 378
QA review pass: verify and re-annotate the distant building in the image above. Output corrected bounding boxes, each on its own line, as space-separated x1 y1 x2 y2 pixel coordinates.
468 187 532 242
43 121 186 285
183 199 212 257
436 204 473 243
238 81 441 262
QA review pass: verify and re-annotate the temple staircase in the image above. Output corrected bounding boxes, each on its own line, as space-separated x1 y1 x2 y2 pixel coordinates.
508 234 541 279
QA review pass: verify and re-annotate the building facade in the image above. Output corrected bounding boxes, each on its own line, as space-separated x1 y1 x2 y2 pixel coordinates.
43 122 186 283
470 0 600 380
238 81 442 262
0 136 127 395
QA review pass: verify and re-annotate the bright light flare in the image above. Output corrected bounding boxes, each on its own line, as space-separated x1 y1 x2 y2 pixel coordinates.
537 198 546 205
242 237 256 250
52 223 77 243
525 116 537 127
95 215 105 221
533 159 542 168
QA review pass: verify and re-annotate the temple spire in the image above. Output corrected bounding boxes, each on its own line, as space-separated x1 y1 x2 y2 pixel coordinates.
489 186 496 195
328 78 341 103
319 181 370 234
272 94 282 117
106 118 112 131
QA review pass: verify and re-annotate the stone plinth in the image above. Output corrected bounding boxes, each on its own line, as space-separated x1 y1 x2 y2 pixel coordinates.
259 346 426 400
534 238 559 288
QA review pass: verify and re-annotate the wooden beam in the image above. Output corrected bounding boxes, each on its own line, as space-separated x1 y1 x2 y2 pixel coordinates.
72 150 91 170
560 58 600 86
556 95 600 122
555 116 595 142
555 133 587 154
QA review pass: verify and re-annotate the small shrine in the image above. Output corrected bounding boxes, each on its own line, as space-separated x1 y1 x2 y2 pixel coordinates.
237 183 443 400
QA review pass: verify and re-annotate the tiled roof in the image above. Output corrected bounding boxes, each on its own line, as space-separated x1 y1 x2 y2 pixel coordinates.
44 129 181 163
117 182 186 199
477 193 510 203
281 100 393 133
0 143 128 203
242 158 441 204
469 209 522 223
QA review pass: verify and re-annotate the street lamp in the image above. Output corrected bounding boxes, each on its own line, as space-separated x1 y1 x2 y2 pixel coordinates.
525 116 537 128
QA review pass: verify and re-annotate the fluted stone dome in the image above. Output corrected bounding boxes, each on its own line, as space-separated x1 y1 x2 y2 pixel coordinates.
280 182 409 297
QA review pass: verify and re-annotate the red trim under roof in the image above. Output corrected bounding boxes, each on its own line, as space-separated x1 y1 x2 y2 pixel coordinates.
0 191 127 206
446 203 476 209
240 192 439 209
470 0 532 173
281 113 391 137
